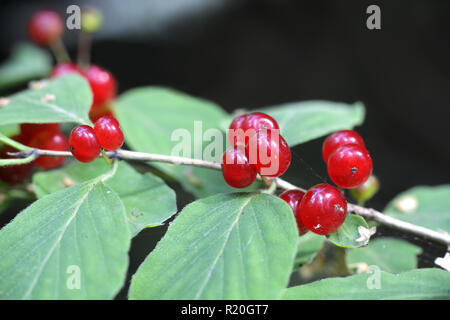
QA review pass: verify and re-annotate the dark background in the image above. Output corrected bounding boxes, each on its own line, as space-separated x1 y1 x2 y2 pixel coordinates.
1 0 449 298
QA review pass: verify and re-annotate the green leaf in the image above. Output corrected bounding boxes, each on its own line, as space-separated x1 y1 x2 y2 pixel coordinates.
294 232 324 270
178 165 261 198
258 101 365 147
0 124 20 137
0 74 92 126
0 124 20 150
347 237 421 274
129 192 298 299
282 268 450 299
327 214 369 248
384 185 450 233
116 87 259 197
0 43 52 90
32 159 177 237
0 180 130 299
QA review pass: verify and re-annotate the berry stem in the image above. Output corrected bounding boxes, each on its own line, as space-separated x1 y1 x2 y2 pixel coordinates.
77 31 91 70
260 174 276 194
0 153 36 166
357 199 366 206
262 179 277 195
5 146 450 246
0 133 32 152
101 149 112 165
260 174 271 187
49 38 71 63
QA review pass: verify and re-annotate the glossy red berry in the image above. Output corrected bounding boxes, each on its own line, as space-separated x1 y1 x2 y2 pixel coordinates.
322 130 365 163
228 114 247 146
68 125 101 163
94 115 124 151
0 136 34 185
247 129 291 177
242 112 279 134
28 10 63 46
279 190 308 235
20 123 61 141
327 144 373 189
83 65 117 108
221 147 257 188
50 63 81 78
229 114 247 132
298 184 347 235
28 131 68 169
228 112 279 147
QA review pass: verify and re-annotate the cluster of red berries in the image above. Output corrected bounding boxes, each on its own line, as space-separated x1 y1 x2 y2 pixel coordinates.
223 112 373 236
0 123 68 184
0 115 124 185
0 10 122 185
28 10 117 122
69 115 124 163
222 112 291 188
279 130 373 236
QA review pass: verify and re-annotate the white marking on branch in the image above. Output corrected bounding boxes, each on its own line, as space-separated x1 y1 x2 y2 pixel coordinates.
435 252 450 272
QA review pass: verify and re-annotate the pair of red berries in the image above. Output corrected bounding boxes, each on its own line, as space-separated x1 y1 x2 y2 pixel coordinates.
69 116 124 163
0 123 68 185
50 63 117 114
221 112 291 188
280 184 347 236
322 130 373 189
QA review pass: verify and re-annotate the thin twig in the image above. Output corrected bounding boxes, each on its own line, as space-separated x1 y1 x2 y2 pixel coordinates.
6 147 450 246
77 31 92 70
49 38 70 63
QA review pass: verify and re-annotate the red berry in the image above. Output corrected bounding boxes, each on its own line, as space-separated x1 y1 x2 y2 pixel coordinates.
20 123 61 141
27 10 63 46
68 125 101 163
298 184 347 235
322 130 365 163
221 147 257 188
229 114 247 131
327 144 373 189
50 63 81 78
94 116 124 151
228 114 247 146
228 112 279 147
83 65 117 108
28 131 68 169
0 135 34 185
242 112 279 134
247 129 291 177
279 190 308 235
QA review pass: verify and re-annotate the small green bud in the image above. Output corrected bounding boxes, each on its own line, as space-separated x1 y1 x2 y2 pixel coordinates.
81 7 103 34
349 175 379 205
